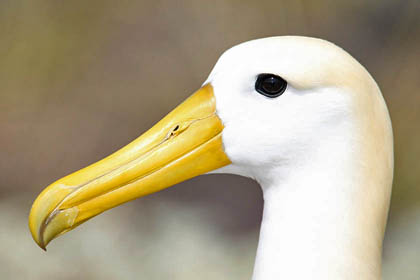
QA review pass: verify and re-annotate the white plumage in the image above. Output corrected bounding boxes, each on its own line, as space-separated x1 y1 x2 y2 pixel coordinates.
208 36 393 280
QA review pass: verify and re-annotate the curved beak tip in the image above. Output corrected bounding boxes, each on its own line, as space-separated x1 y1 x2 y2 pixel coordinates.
29 223 46 251
28 206 46 250
39 243 47 251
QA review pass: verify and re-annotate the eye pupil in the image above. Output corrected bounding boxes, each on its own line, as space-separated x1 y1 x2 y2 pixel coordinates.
262 77 281 92
255 74 287 98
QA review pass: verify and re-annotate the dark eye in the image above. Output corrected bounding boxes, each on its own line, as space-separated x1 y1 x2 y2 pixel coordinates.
255 74 287 98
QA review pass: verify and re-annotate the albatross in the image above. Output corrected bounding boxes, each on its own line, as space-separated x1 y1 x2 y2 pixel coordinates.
29 36 393 280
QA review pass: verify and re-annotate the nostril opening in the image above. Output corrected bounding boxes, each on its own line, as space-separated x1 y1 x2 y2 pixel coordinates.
168 124 181 138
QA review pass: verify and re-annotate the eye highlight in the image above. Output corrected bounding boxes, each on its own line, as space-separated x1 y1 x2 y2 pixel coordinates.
255 74 287 98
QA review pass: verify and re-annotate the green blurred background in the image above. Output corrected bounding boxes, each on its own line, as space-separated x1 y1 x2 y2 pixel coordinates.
1 0 419 279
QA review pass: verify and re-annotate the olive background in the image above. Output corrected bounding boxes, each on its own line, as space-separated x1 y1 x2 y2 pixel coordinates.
1 1 419 279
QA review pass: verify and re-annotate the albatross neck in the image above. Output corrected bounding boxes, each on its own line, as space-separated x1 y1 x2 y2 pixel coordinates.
251 134 391 280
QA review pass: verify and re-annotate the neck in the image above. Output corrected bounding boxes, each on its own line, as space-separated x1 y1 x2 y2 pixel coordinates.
251 118 392 280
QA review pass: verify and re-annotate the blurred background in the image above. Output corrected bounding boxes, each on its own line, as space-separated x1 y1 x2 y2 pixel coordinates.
1 0 419 279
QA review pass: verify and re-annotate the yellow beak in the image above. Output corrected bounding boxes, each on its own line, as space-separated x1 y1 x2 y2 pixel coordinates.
28 84 231 250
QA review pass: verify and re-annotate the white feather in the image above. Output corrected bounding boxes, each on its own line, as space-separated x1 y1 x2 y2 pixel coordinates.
207 36 393 280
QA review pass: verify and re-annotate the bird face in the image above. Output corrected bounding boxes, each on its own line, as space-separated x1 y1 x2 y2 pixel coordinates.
29 36 360 249
207 37 354 179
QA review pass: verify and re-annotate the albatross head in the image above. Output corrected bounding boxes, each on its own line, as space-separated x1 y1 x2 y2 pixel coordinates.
29 36 393 273
206 37 363 181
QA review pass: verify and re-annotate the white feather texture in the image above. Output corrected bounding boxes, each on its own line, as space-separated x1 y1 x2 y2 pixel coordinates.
206 36 393 280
